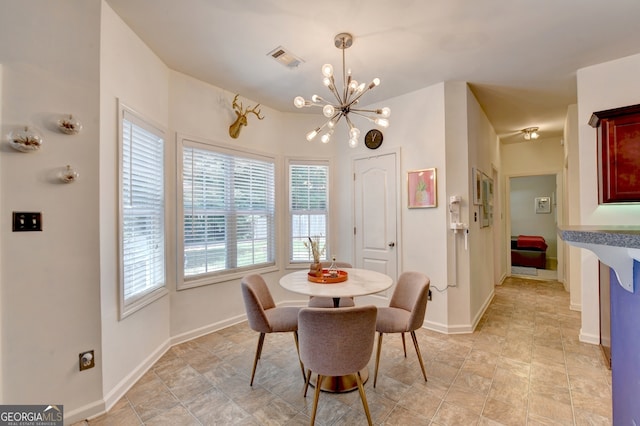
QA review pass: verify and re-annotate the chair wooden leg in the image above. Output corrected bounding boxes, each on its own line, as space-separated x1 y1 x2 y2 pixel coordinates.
250 332 266 386
373 332 383 388
356 371 373 426
293 331 305 382
303 369 312 397
410 330 427 382
310 375 323 425
401 332 407 357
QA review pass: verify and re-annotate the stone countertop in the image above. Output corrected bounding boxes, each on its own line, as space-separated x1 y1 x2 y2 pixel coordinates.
558 226 640 249
558 226 640 292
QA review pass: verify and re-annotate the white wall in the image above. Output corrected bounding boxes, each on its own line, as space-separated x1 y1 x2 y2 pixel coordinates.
462 83 501 328
564 104 582 309
330 81 501 333
167 71 321 338
98 2 173 411
0 0 103 418
501 138 564 176
330 83 452 329
576 52 640 343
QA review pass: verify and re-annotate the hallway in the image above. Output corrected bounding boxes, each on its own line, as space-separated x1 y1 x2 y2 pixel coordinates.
79 277 611 425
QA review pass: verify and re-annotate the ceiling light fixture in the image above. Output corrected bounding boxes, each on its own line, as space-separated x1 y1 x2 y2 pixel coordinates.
294 33 390 148
522 127 540 140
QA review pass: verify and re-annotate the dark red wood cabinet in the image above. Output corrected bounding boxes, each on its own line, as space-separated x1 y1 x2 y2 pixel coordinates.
590 104 640 204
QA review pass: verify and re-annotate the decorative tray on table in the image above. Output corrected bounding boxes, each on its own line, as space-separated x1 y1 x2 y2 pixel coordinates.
307 269 348 284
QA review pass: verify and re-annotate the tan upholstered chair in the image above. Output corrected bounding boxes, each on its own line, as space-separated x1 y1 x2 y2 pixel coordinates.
241 274 305 386
307 261 355 308
298 306 377 426
373 271 430 387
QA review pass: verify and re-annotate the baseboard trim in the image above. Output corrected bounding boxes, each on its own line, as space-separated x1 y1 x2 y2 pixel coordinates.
497 272 508 285
570 303 581 312
423 289 494 334
103 340 171 412
170 314 247 346
472 289 495 331
579 330 600 345
423 320 450 334
64 399 106 425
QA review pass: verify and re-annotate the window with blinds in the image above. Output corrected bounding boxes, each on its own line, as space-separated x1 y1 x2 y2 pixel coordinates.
288 161 329 263
119 106 166 318
181 138 275 287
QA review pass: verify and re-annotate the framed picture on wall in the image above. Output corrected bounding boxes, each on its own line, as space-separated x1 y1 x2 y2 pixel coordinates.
472 167 483 205
535 196 551 214
408 168 437 208
481 173 492 227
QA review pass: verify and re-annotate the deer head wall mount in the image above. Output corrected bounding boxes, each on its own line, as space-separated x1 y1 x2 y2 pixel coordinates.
229 94 264 139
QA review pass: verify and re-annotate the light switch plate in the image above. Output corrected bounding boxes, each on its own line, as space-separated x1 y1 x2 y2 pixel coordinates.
12 212 42 232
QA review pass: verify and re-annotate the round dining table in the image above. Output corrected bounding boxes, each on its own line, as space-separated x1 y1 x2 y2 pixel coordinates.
279 267 393 392
279 267 393 307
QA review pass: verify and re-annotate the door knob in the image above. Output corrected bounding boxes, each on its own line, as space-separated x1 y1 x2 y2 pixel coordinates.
388 242 395 247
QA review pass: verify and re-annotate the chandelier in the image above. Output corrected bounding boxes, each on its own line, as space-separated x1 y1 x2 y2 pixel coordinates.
294 33 390 148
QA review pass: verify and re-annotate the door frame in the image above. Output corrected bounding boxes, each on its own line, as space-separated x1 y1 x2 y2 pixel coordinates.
504 170 564 282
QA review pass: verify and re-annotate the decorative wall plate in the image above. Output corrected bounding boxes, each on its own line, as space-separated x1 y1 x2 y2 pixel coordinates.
59 165 79 183
58 115 82 135
9 127 43 152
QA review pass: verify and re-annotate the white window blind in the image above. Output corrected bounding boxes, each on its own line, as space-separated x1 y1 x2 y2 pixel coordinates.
289 161 329 263
182 142 275 283
120 108 166 316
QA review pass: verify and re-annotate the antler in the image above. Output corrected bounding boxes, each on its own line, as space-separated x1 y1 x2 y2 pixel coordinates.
246 104 265 120
232 94 243 113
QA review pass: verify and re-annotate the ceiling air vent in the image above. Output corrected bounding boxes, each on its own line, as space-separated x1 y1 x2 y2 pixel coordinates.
267 46 304 69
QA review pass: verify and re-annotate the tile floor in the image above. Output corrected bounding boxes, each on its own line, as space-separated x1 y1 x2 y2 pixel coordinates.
76 277 612 425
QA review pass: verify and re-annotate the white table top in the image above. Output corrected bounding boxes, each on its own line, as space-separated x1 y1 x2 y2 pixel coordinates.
279 268 393 298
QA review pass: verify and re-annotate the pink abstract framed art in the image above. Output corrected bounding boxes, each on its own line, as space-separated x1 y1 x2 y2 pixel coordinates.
408 168 437 208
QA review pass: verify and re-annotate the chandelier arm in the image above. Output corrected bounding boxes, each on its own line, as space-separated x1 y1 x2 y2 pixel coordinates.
348 111 376 121
350 108 384 114
344 114 358 132
327 85 344 105
349 84 378 106
332 111 345 126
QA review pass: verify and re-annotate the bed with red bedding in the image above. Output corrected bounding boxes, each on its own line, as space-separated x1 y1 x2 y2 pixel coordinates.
511 235 547 269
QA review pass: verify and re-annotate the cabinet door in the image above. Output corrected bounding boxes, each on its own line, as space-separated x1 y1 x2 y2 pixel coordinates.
598 114 640 203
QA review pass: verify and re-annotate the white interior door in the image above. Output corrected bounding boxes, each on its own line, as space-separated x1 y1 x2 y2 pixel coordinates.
353 153 398 287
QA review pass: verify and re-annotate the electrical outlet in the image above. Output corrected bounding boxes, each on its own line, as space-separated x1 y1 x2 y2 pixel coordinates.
428 289 432 301
79 350 95 371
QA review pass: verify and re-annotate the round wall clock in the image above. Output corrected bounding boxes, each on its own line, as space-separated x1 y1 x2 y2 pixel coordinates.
364 129 383 149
